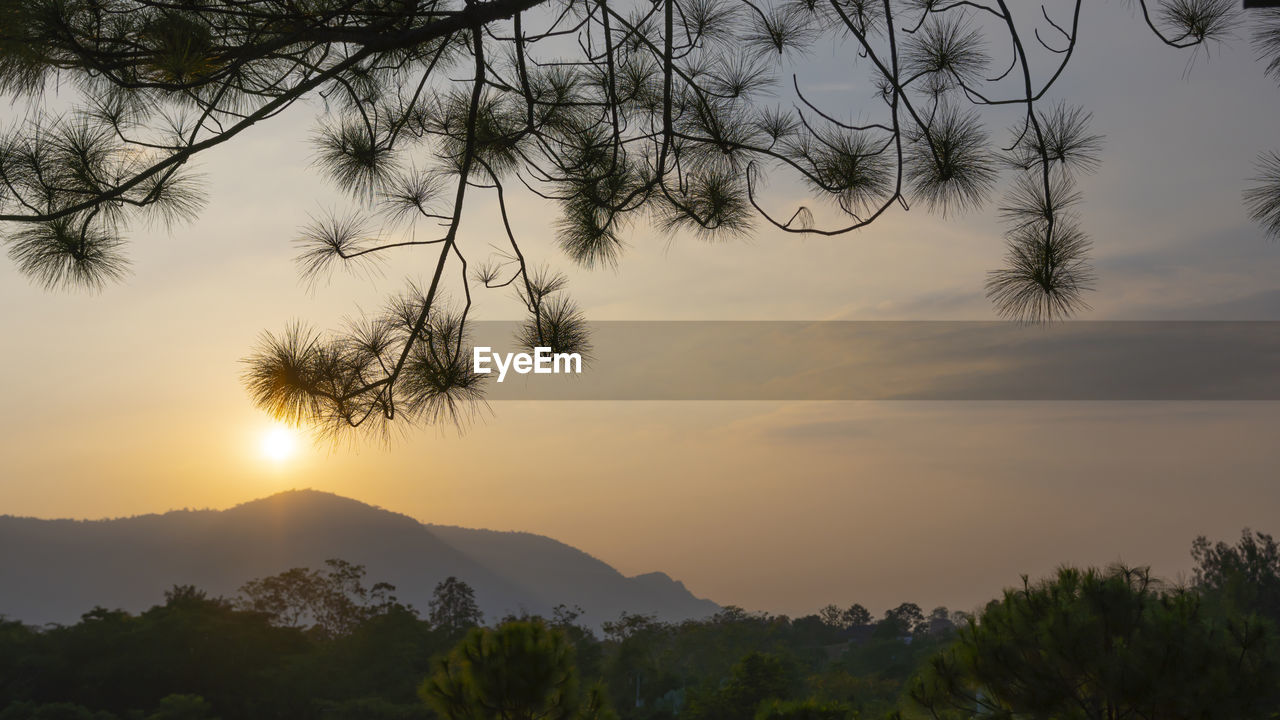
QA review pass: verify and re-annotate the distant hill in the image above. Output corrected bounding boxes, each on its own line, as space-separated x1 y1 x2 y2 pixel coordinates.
0 489 719 629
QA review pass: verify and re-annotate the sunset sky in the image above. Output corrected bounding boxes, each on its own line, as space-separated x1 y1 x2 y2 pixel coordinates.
2 1 1279 619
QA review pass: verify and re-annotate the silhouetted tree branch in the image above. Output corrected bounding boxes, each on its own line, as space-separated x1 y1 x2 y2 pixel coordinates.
0 0 1269 436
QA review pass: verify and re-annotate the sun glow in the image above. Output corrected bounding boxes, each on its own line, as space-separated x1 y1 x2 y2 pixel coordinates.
260 425 299 463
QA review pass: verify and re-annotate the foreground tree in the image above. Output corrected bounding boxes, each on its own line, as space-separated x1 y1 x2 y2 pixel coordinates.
421 619 614 720
909 565 1280 720
1 0 1277 436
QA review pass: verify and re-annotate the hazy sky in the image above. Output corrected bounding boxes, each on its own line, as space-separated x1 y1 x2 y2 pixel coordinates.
2 1 1279 619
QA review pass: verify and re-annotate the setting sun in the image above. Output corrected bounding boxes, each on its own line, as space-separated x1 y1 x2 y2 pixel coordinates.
260 425 298 463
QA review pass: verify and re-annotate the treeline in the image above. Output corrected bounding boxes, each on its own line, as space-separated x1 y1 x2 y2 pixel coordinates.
2 531 1279 720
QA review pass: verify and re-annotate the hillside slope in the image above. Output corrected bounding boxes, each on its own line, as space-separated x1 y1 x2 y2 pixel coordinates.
0 489 719 629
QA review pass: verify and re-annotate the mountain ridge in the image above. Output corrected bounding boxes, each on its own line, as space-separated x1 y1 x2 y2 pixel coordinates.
0 489 720 630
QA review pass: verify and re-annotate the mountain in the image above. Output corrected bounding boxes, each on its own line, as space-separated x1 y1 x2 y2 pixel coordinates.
0 489 719 629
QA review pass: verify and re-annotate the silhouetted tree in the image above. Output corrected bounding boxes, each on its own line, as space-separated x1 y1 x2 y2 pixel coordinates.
817 605 845 629
923 606 954 635
1246 8 1280 240
552 604 586 627
427 577 483 634
421 620 614 720
600 612 671 713
877 602 924 637
909 565 1280 720
237 559 400 638
840 604 871 629
1193 528 1280 623
601 612 662 643
163 585 217 606
238 568 321 629
5 544 1280 719
0 0 1267 436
